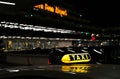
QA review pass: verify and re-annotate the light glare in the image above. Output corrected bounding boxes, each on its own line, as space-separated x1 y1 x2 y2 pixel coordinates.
0 1 15 5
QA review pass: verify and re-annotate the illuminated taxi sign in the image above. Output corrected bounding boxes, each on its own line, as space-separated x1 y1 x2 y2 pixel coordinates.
34 3 67 17
61 53 91 63
62 65 91 73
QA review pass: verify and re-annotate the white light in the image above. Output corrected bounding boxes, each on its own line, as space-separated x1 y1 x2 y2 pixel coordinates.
24 27 30 30
7 69 19 72
0 1 16 5
81 49 88 52
10 22 14 24
1 21 6 23
93 49 102 54
21 37 25 39
1 21 77 34
12 36 16 38
8 36 12 38
67 49 75 53
17 36 20 38
56 38 60 40
56 49 64 52
40 37 46 39
13 26 19 28
80 14 82 17
67 72 76 74
4 24 8 28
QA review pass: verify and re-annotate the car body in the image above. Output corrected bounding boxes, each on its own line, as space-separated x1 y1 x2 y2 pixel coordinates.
48 46 120 65
48 46 104 64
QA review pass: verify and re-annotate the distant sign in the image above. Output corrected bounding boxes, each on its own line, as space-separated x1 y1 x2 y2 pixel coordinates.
34 3 67 17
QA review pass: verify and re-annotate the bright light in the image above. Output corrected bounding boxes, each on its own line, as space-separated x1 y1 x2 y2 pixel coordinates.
0 1 16 5
0 21 76 34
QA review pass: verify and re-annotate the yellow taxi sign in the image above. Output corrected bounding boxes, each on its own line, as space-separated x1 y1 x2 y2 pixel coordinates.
61 53 91 63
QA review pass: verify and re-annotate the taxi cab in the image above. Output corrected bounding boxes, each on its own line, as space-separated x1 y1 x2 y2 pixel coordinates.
48 46 105 65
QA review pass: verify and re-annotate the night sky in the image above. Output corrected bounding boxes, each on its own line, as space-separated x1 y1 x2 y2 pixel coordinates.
66 0 120 27
44 0 120 27
1 0 120 27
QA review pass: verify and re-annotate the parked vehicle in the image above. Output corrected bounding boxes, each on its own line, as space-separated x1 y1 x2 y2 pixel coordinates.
48 46 120 64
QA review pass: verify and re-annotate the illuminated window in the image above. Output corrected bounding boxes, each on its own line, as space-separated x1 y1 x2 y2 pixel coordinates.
8 40 12 49
24 41 29 48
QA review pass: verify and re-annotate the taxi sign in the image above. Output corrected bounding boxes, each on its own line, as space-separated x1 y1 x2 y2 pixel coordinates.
61 53 91 63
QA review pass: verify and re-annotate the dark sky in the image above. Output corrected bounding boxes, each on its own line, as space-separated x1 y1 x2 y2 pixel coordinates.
1 0 120 27
41 0 120 27
70 0 120 26
55 0 120 27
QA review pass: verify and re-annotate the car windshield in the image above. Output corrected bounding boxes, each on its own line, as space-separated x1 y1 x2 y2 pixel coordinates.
0 0 120 79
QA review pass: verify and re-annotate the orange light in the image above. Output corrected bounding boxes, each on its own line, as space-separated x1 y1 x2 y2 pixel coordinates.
45 3 54 13
34 3 67 17
55 7 67 17
34 4 44 9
